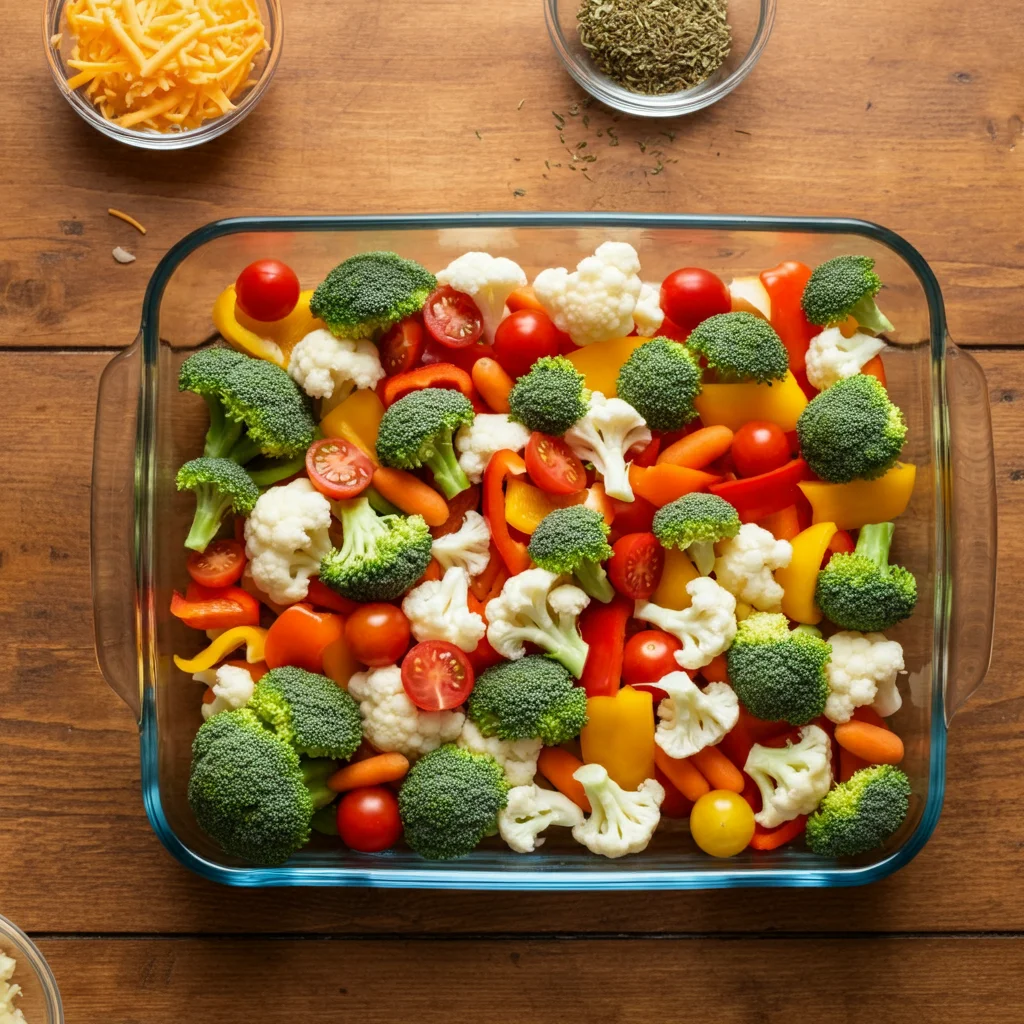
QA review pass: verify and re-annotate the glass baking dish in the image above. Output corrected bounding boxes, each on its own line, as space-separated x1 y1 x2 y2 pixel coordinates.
91 213 997 889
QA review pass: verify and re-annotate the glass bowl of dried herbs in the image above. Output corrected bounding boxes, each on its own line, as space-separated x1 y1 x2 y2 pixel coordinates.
545 0 775 116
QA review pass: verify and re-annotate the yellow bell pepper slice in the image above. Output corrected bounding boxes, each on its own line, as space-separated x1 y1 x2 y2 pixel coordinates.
580 686 656 791
565 335 648 397
504 478 586 534
798 463 916 530
212 286 322 368
777 522 837 625
320 388 385 464
694 370 808 432
650 547 700 610
173 626 268 674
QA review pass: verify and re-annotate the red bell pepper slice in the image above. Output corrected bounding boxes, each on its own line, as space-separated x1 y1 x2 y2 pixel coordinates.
760 261 818 375
381 362 475 407
629 436 661 468
750 814 808 851
482 449 532 575
305 577 359 616
170 584 260 630
578 594 632 698
710 457 813 521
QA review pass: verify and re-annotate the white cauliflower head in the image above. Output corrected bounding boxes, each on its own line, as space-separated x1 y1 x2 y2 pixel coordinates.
435 252 527 342
194 663 257 720
498 783 585 853
454 413 531 484
244 478 333 604
287 328 385 410
571 762 664 859
347 664 465 760
654 672 740 759
402 566 487 653
431 509 492 578
533 241 644 346
825 630 905 723
565 391 650 501
744 724 833 828
634 577 737 670
0 950 25 1024
714 523 792 612
633 281 665 337
458 720 542 788
804 326 887 391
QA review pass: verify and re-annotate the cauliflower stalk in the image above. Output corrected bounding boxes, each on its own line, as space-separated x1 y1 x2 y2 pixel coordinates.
714 523 793 612
244 478 333 604
402 566 487 653
565 391 650 502
431 509 491 578
744 724 833 828
654 671 740 759
533 241 644 346
804 325 887 391
498 783 584 853
634 577 737 670
459 721 542 787
287 328 385 413
571 762 664 859
825 630 905 723
633 282 665 337
454 413 531 484
436 251 527 342
193 663 257 720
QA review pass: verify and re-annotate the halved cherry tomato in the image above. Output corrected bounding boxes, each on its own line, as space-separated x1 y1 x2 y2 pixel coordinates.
623 629 682 686
235 259 300 323
337 786 403 853
525 432 587 495
306 438 374 500
345 603 411 667
401 640 475 711
731 421 791 478
186 538 246 589
379 317 425 376
608 532 664 600
609 495 657 535
493 309 561 379
423 285 484 348
660 268 730 332
169 585 260 631
264 603 345 674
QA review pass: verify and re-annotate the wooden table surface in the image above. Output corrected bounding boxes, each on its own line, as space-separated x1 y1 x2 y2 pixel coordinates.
2 0 1022 1020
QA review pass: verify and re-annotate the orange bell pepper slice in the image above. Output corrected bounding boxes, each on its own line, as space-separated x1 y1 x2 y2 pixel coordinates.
483 449 532 575
628 463 720 507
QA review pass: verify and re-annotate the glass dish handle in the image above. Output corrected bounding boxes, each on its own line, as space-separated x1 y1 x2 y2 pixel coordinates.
944 342 997 725
91 340 143 724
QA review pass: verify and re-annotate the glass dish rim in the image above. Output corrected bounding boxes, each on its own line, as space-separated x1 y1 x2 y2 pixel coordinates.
135 212 950 889
0 912 64 1022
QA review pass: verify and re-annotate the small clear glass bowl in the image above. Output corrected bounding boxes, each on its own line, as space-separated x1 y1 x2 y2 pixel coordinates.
42 0 282 150
0 915 63 1024
545 0 775 117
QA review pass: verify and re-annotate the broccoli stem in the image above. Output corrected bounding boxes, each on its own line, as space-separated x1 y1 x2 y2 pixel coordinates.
227 433 264 465
247 453 306 487
184 485 235 552
549 627 590 679
301 758 340 811
855 522 895 573
849 295 894 336
574 560 616 604
424 436 471 499
688 539 717 576
202 395 245 458
337 496 386 560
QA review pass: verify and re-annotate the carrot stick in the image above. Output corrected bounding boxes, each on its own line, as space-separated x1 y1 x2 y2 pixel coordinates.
657 425 734 469
654 747 711 802
750 814 807 851
839 746 870 782
537 747 592 811
372 466 449 527
327 752 410 792
417 558 443 584
690 745 745 793
834 720 904 765
472 358 515 414
699 653 730 684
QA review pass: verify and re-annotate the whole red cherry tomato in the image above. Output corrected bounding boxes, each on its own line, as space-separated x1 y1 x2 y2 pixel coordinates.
336 787 403 853
660 268 730 333
235 259 300 323
623 630 683 685
344 604 411 667
731 421 791 478
493 309 562 379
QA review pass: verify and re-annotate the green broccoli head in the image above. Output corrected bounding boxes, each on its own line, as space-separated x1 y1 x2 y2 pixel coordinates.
686 312 789 384
179 347 249 458
801 255 895 335
468 655 589 744
806 764 911 857
727 612 831 725
248 666 363 760
652 492 740 575
615 337 702 431
375 387 475 499
528 504 614 603
176 456 259 553
319 496 432 602
310 251 436 340
507 355 589 436
796 373 906 483
816 522 918 631
398 744 509 860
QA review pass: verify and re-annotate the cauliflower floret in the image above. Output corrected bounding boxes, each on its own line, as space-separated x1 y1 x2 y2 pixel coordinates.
454 413 531 484
287 327 385 411
431 509 491 578
714 523 792 612
402 566 487 653
633 281 665 337
348 664 464 760
533 241 644 346
825 630 905 723
654 671 740 759
244 478 333 604
436 251 528 342
193 663 257 720
0 951 25 1024
744 724 833 828
571 762 664 859
804 326 887 391
498 783 585 853
458 720 542 787
634 577 737 670
565 391 650 501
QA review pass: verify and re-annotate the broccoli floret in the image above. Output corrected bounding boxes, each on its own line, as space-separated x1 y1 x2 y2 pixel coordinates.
801 255 895 336
375 387 475 498
175 457 259 553
319 496 432 602
816 522 918 631
615 337 702 431
310 251 436 340
507 355 589 436
248 666 363 760
398 744 509 860
528 505 614 603
468 655 589 745
652 492 740 575
796 374 906 483
806 764 911 857
686 312 789 384
178 347 248 457
727 613 831 725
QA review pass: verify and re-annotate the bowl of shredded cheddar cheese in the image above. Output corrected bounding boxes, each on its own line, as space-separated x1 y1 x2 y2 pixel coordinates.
44 0 282 148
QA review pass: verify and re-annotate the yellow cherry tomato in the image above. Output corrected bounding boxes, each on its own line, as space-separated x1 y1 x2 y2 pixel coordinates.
689 790 755 858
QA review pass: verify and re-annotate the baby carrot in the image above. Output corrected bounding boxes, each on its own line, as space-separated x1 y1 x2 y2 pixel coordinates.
690 745 745 793
537 747 592 811
418 558 443 584
472 357 515 414
327 752 410 792
657 425 734 470
372 466 449 527
699 653 730 684
750 814 808 851
834 720 905 765
654 747 711 802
